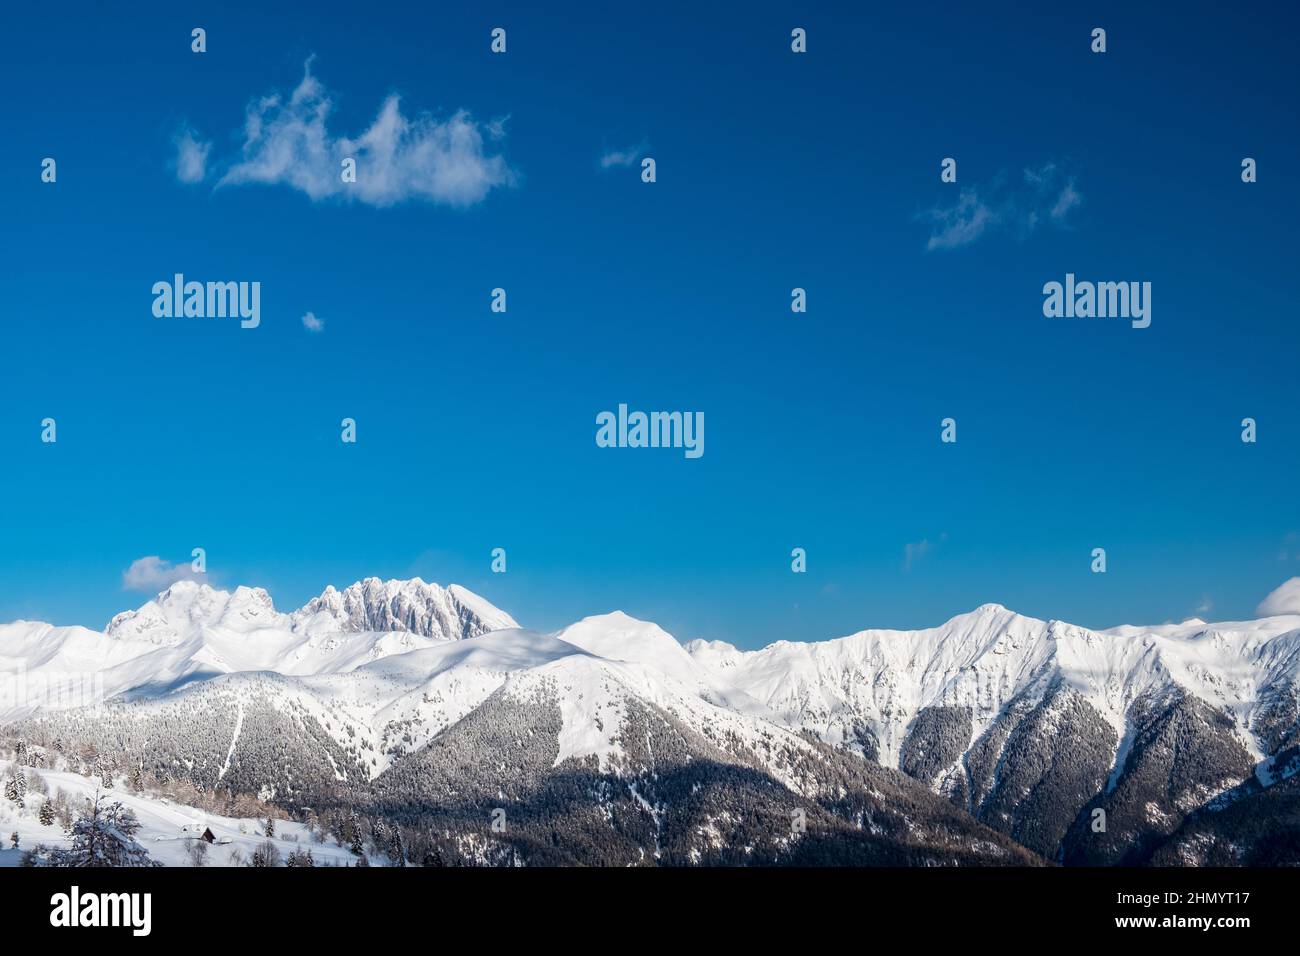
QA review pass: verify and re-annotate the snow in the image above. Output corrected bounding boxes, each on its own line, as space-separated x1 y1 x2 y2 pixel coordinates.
0 578 517 723
687 605 1300 773
0 760 365 867
7 583 1300 809
216 701 244 782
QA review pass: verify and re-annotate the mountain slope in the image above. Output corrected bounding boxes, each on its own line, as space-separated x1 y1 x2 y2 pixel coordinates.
6 604 1039 866
7 587 1300 865
686 605 1300 861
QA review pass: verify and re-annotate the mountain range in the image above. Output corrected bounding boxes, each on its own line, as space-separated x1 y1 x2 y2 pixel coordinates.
3 579 1298 866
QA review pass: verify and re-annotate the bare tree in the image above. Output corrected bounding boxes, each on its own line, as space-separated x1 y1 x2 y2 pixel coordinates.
250 839 282 867
187 839 209 867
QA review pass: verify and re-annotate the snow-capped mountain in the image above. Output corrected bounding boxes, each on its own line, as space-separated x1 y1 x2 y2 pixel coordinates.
4 588 1300 865
104 576 516 646
0 579 517 723
685 603 1300 862
684 603 1300 767
290 578 516 640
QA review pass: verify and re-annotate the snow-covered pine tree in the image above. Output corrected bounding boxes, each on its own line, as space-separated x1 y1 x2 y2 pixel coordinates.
264 816 275 838
387 828 405 866
39 800 55 827
44 791 161 867
3 774 17 803
20 846 44 867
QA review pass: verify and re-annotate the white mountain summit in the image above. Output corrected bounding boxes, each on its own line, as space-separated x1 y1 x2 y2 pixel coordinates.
105 577 517 645
0 578 517 723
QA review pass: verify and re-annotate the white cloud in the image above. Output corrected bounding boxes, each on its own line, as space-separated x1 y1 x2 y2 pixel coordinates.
122 556 204 592
1278 531 1298 561
1257 577 1300 616
902 539 932 570
1050 180 1082 221
922 162 1081 251
173 127 211 184
924 190 997 251
903 533 948 571
301 311 324 332
213 60 514 207
600 146 643 169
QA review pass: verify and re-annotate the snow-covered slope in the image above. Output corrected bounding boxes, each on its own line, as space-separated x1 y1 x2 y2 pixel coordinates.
682 604 1300 861
0 759 365 867
685 604 1300 769
117 618 818 784
7 589 1300 865
290 578 516 639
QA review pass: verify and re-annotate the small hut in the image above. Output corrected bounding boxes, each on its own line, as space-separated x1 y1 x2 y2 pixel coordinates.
180 823 216 843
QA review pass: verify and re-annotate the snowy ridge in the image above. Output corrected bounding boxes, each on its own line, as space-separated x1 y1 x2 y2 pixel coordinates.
0 578 516 723
498 618 818 788
684 604 1300 772
7 589 1300 814
113 616 819 788
291 577 516 639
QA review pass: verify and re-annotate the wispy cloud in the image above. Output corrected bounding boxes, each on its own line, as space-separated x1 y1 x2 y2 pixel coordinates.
924 191 996 251
301 311 324 332
1257 577 1300 616
122 556 204 592
199 59 513 208
1278 531 1299 561
173 126 211 184
1050 180 1082 220
599 144 644 169
922 162 1082 251
903 533 947 571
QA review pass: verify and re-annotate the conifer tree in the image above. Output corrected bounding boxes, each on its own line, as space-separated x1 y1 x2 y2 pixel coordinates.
45 792 160 867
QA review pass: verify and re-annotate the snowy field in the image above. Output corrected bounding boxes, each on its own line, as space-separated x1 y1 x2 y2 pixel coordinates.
0 759 368 867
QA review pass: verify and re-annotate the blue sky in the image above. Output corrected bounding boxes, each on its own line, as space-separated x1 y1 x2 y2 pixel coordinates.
1 1 1297 647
